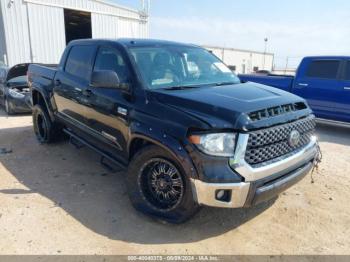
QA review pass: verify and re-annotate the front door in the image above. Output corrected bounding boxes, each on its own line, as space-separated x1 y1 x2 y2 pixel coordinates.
84 45 133 163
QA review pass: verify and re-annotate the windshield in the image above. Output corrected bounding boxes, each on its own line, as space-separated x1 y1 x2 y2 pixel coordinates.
130 46 240 90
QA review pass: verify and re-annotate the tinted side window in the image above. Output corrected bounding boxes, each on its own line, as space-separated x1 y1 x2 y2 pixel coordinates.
306 60 340 79
65 45 96 81
345 62 350 80
94 47 131 83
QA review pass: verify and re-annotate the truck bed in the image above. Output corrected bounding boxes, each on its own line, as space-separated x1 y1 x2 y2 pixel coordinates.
238 74 294 92
28 64 57 80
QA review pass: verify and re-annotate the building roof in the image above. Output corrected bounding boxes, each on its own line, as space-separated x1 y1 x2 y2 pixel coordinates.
303 56 350 59
23 0 143 20
94 0 140 13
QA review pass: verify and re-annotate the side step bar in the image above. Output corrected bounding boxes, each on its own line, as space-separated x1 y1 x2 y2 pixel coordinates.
63 128 126 172
69 135 85 149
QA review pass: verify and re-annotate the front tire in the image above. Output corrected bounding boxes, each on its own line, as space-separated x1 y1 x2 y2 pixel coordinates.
32 104 61 143
127 145 200 223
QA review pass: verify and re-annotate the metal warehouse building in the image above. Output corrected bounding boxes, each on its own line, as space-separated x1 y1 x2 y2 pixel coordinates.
0 0 149 66
204 45 274 74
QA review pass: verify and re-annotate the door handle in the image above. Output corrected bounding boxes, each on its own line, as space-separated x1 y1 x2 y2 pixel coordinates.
344 87 350 90
82 89 93 97
54 79 61 86
298 83 308 87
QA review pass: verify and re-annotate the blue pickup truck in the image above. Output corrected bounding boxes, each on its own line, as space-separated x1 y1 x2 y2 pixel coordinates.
239 56 350 125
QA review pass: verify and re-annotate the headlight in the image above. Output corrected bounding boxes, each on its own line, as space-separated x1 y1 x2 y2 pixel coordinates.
8 89 25 99
189 133 236 157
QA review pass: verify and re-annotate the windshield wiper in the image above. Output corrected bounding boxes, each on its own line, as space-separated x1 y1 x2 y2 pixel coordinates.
162 85 202 90
162 82 237 90
215 81 238 86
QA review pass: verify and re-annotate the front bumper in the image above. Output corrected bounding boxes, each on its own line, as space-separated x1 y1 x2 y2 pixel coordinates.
190 136 318 208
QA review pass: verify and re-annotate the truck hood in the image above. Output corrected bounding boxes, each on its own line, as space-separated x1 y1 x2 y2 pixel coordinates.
151 82 311 130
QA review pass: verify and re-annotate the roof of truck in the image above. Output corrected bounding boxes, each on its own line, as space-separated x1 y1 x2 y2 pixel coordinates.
303 56 350 59
68 38 201 48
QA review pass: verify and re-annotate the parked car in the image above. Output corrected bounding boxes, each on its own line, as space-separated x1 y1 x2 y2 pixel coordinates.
239 56 350 125
28 39 319 223
0 63 32 114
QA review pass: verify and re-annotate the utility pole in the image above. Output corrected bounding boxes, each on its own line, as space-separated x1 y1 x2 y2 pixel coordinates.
140 0 150 36
140 0 150 14
262 37 268 69
285 57 289 74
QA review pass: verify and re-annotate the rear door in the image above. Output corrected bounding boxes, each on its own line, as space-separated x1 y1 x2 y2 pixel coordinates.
293 59 342 120
336 60 350 122
53 44 97 125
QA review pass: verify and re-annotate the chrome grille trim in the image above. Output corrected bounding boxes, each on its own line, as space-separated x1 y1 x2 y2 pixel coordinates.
230 135 318 182
229 115 318 182
245 116 316 165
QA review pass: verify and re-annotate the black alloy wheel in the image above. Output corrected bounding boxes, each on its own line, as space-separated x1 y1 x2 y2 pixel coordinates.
32 104 61 144
127 145 200 223
139 158 184 211
36 112 48 141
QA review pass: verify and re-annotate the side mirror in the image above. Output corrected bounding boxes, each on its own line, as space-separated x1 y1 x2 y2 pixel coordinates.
91 70 129 91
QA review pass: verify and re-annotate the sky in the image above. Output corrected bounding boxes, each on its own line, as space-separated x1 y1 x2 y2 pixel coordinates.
112 0 350 68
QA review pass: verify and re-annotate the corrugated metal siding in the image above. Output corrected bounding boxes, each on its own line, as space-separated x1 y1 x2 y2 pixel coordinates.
24 0 141 20
1 0 148 66
117 18 139 38
139 21 149 38
92 14 149 39
205 46 274 74
92 13 119 38
0 2 7 65
27 3 66 64
0 0 32 66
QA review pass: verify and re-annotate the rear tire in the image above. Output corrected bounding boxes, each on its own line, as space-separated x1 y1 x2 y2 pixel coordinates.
127 145 200 223
32 104 61 144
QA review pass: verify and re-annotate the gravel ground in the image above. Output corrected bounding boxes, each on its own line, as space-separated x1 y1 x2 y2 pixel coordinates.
0 109 349 255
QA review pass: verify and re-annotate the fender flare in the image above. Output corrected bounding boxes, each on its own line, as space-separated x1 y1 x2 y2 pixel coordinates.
31 85 55 122
128 121 199 180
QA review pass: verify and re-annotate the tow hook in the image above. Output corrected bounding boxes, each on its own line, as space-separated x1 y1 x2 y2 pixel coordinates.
311 141 323 183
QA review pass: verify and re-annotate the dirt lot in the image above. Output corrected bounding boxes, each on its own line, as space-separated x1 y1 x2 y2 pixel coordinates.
0 109 349 255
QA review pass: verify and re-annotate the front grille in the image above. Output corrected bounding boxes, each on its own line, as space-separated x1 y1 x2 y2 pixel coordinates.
245 116 316 166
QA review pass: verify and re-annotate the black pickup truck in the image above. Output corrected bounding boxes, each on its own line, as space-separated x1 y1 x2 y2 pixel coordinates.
28 39 319 223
